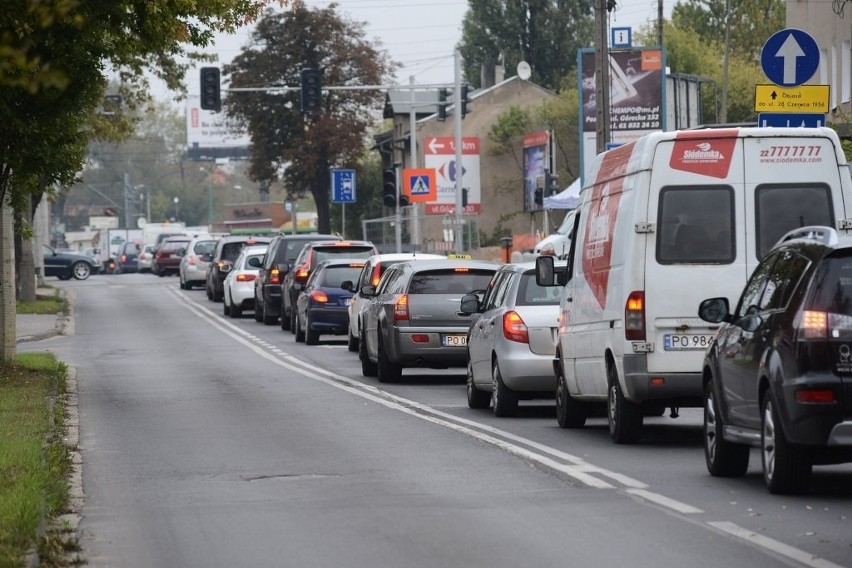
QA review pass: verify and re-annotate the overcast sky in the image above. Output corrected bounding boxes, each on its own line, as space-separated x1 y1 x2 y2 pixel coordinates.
164 0 673 101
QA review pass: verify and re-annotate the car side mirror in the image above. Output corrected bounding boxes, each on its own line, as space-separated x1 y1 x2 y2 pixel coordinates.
360 284 376 297
248 257 262 268
698 297 731 324
459 293 481 315
536 255 555 286
341 280 354 292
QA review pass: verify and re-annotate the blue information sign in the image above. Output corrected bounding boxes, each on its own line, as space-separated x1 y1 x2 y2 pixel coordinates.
758 112 827 128
330 169 356 204
760 28 820 87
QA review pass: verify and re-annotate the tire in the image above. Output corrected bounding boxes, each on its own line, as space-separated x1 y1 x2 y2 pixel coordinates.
376 332 402 383
179 279 186 290
206 283 213 301
347 328 359 352
492 360 518 417
305 315 319 345
556 365 587 428
762 395 811 494
185 281 194 290
71 262 91 280
607 362 643 444
213 284 223 302
704 377 750 477
280 305 290 331
230 300 242 319
223 297 230 316
467 359 490 409
294 311 305 343
262 300 277 325
289 308 297 335
360 331 378 377
254 299 263 322
58 274 72 281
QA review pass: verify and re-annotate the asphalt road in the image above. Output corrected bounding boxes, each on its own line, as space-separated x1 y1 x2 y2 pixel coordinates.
21 274 852 568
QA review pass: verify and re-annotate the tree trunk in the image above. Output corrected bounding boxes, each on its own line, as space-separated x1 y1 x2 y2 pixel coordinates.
0 199 16 361
17 197 36 303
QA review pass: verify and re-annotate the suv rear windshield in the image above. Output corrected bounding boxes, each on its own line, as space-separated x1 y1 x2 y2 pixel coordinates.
517 273 562 305
222 242 250 262
808 251 852 322
408 269 494 294
314 246 374 263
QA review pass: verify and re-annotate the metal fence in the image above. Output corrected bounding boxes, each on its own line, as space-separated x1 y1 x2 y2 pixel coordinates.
361 213 480 254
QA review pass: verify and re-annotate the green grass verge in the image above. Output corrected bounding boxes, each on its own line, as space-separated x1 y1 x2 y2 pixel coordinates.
15 289 65 316
0 353 74 567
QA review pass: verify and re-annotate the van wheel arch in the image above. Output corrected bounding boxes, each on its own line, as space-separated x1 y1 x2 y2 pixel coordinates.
606 353 643 444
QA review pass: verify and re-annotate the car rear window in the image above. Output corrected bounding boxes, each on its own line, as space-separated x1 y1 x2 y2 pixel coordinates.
408 269 495 294
194 241 216 255
516 273 561 305
314 246 374 263
160 241 189 252
319 265 364 288
808 251 852 319
222 242 247 262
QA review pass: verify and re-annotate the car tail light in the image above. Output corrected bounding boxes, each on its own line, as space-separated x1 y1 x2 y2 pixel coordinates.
295 264 310 280
454 267 469 272
269 268 281 285
371 264 382 286
311 290 329 303
120 254 127 262
625 291 645 341
394 294 409 321
411 334 430 343
503 310 529 343
187 256 196 266
795 389 836 404
236 274 256 282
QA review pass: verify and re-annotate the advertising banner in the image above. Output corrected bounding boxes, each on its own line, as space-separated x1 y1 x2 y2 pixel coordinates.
523 130 550 213
423 137 481 215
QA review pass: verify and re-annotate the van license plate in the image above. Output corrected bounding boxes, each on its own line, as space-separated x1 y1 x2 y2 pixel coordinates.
664 334 714 350
441 334 467 347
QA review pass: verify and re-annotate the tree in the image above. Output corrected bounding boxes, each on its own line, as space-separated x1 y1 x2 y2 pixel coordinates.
458 0 595 91
223 5 396 235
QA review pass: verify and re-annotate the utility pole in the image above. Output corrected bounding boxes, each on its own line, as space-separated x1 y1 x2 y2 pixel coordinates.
123 173 132 230
453 49 464 254
657 0 664 47
595 0 612 154
409 75 420 252
720 0 732 123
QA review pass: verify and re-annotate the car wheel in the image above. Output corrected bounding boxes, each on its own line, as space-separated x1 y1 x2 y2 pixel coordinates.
289 308 297 335
280 305 290 331
607 362 643 444
230 300 242 319
262 300 277 325
360 331 377 377
556 365 587 428
347 328 359 352
704 377 749 477
294 311 305 343
223 296 230 316
213 284 223 302
71 262 91 280
762 394 811 494
466 359 490 409
376 332 402 383
206 283 213 301
492 360 518 417
305 315 319 345
179 278 186 290
254 299 263 322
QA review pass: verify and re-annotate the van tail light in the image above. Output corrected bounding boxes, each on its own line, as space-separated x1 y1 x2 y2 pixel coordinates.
503 310 529 343
236 274 256 282
311 290 329 303
625 291 646 341
270 268 281 285
393 294 409 321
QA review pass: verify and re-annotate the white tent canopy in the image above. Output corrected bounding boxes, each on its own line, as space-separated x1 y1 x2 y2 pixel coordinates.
543 178 581 209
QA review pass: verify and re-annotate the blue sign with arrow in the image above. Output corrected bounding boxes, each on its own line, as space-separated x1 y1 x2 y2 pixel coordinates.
760 28 820 87
330 169 356 204
758 112 827 128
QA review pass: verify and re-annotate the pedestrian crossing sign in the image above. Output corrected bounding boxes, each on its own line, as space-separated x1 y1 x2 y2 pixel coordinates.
403 168 436 203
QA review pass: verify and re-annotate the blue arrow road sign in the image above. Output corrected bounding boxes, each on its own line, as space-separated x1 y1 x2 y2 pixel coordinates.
758 112 827 128
761 28 819 87
331 169 356 204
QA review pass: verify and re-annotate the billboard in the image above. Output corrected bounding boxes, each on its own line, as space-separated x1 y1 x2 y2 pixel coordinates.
423 137 481 215
522 130 552 213
186 94 251 152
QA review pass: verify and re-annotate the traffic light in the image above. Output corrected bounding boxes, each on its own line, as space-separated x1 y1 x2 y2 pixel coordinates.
383 168 397 207
534 187 543 207
300 68 323 113
545 170 560 197
200 67 221 111
461 188 468 208
460 84 470 117
437 88 448 121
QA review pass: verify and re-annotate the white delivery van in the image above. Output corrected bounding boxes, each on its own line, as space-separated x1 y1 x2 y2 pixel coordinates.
543 126 852 444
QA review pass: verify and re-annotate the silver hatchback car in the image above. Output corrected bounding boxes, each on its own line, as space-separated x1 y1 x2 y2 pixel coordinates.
359 258 498 383
461 262 561 417
179 235 218 290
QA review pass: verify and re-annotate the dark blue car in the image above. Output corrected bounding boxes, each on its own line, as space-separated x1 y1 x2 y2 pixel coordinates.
294 259 365 345
117 241 141 273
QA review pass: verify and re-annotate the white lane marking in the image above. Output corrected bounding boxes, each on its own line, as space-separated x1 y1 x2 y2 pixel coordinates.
625 489 704 514
708 522 848 568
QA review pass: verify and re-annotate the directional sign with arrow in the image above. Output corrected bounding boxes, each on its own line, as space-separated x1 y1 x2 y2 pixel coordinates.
754 84 829 113
760 28 820 87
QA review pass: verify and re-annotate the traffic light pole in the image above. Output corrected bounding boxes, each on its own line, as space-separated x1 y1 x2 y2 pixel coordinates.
453 50 464 254
394 166 402 253
409 75 420 252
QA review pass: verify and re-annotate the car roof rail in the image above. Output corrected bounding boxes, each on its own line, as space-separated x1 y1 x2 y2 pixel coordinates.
775 225 839 248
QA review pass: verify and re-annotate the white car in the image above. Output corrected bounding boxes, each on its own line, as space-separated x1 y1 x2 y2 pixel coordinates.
222 245 268 318
345 252 444 352
179 235 218 290
136 244 156 273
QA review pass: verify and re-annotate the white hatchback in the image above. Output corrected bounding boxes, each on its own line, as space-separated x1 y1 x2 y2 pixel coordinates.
179 236 218 290
223 245 268 318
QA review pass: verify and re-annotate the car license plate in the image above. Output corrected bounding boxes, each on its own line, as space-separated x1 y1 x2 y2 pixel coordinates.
664 334 714 350
441 334 467 347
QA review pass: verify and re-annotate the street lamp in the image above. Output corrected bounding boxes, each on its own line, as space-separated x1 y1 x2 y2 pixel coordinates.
173 196 179 222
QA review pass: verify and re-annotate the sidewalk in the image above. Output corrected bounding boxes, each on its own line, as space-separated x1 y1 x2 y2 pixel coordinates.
16 287 73 344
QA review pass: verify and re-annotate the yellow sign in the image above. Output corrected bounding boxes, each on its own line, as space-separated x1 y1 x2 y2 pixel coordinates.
754 84 830 113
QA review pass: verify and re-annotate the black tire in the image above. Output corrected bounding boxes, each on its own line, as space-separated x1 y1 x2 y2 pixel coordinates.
230 300 242 319
376 333 402 383
206 283 213 301
704 377 750 477
179 279 186 290
607 363 643 444
289 308 297 335
294 311 305 343
347 328 359 352
71 262 91 281
213 286 223 302
280 304 290 331
360 331 377 377
262 300 277 325
305 315 319 345
223 298 230 316
556 365 587 428
254 297 263 322
467 359 490 409
762 395 811 494
58 274 72 281
492 360 518 417
185 281 194 290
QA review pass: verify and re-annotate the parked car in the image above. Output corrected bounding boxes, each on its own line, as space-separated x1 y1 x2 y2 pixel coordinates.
346 253 445 352
698 226 852 494
359 258 499 382
206 235 273 302
223 245 268 318
42 244 100 280
280 240 377 332
461 262 562 417
293 259 365 344
116 241 142 273
179 235 218 290
254 233 342 325
136 244 156 273
152 236 191 277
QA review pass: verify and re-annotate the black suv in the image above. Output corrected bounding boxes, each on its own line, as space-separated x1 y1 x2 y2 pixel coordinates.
206 235 273 302
254 234 341 325
698 226 852 494
280 240 377 332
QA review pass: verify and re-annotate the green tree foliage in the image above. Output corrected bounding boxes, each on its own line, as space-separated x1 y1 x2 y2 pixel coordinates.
223 5 396 234
458 0 595 90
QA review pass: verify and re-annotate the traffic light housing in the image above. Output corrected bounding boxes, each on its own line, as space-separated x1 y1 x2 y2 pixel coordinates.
200 67 221 111
545 170 560 197
437 88 448 121
460 84 470 117
534 187 543 207
300 68 323 113
383 169 397 207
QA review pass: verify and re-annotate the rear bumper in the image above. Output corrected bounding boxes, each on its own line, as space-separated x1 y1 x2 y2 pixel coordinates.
388 326 469 368
183 264 208 283
622 354 703 406
307 306 349 333
499 352 558 393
